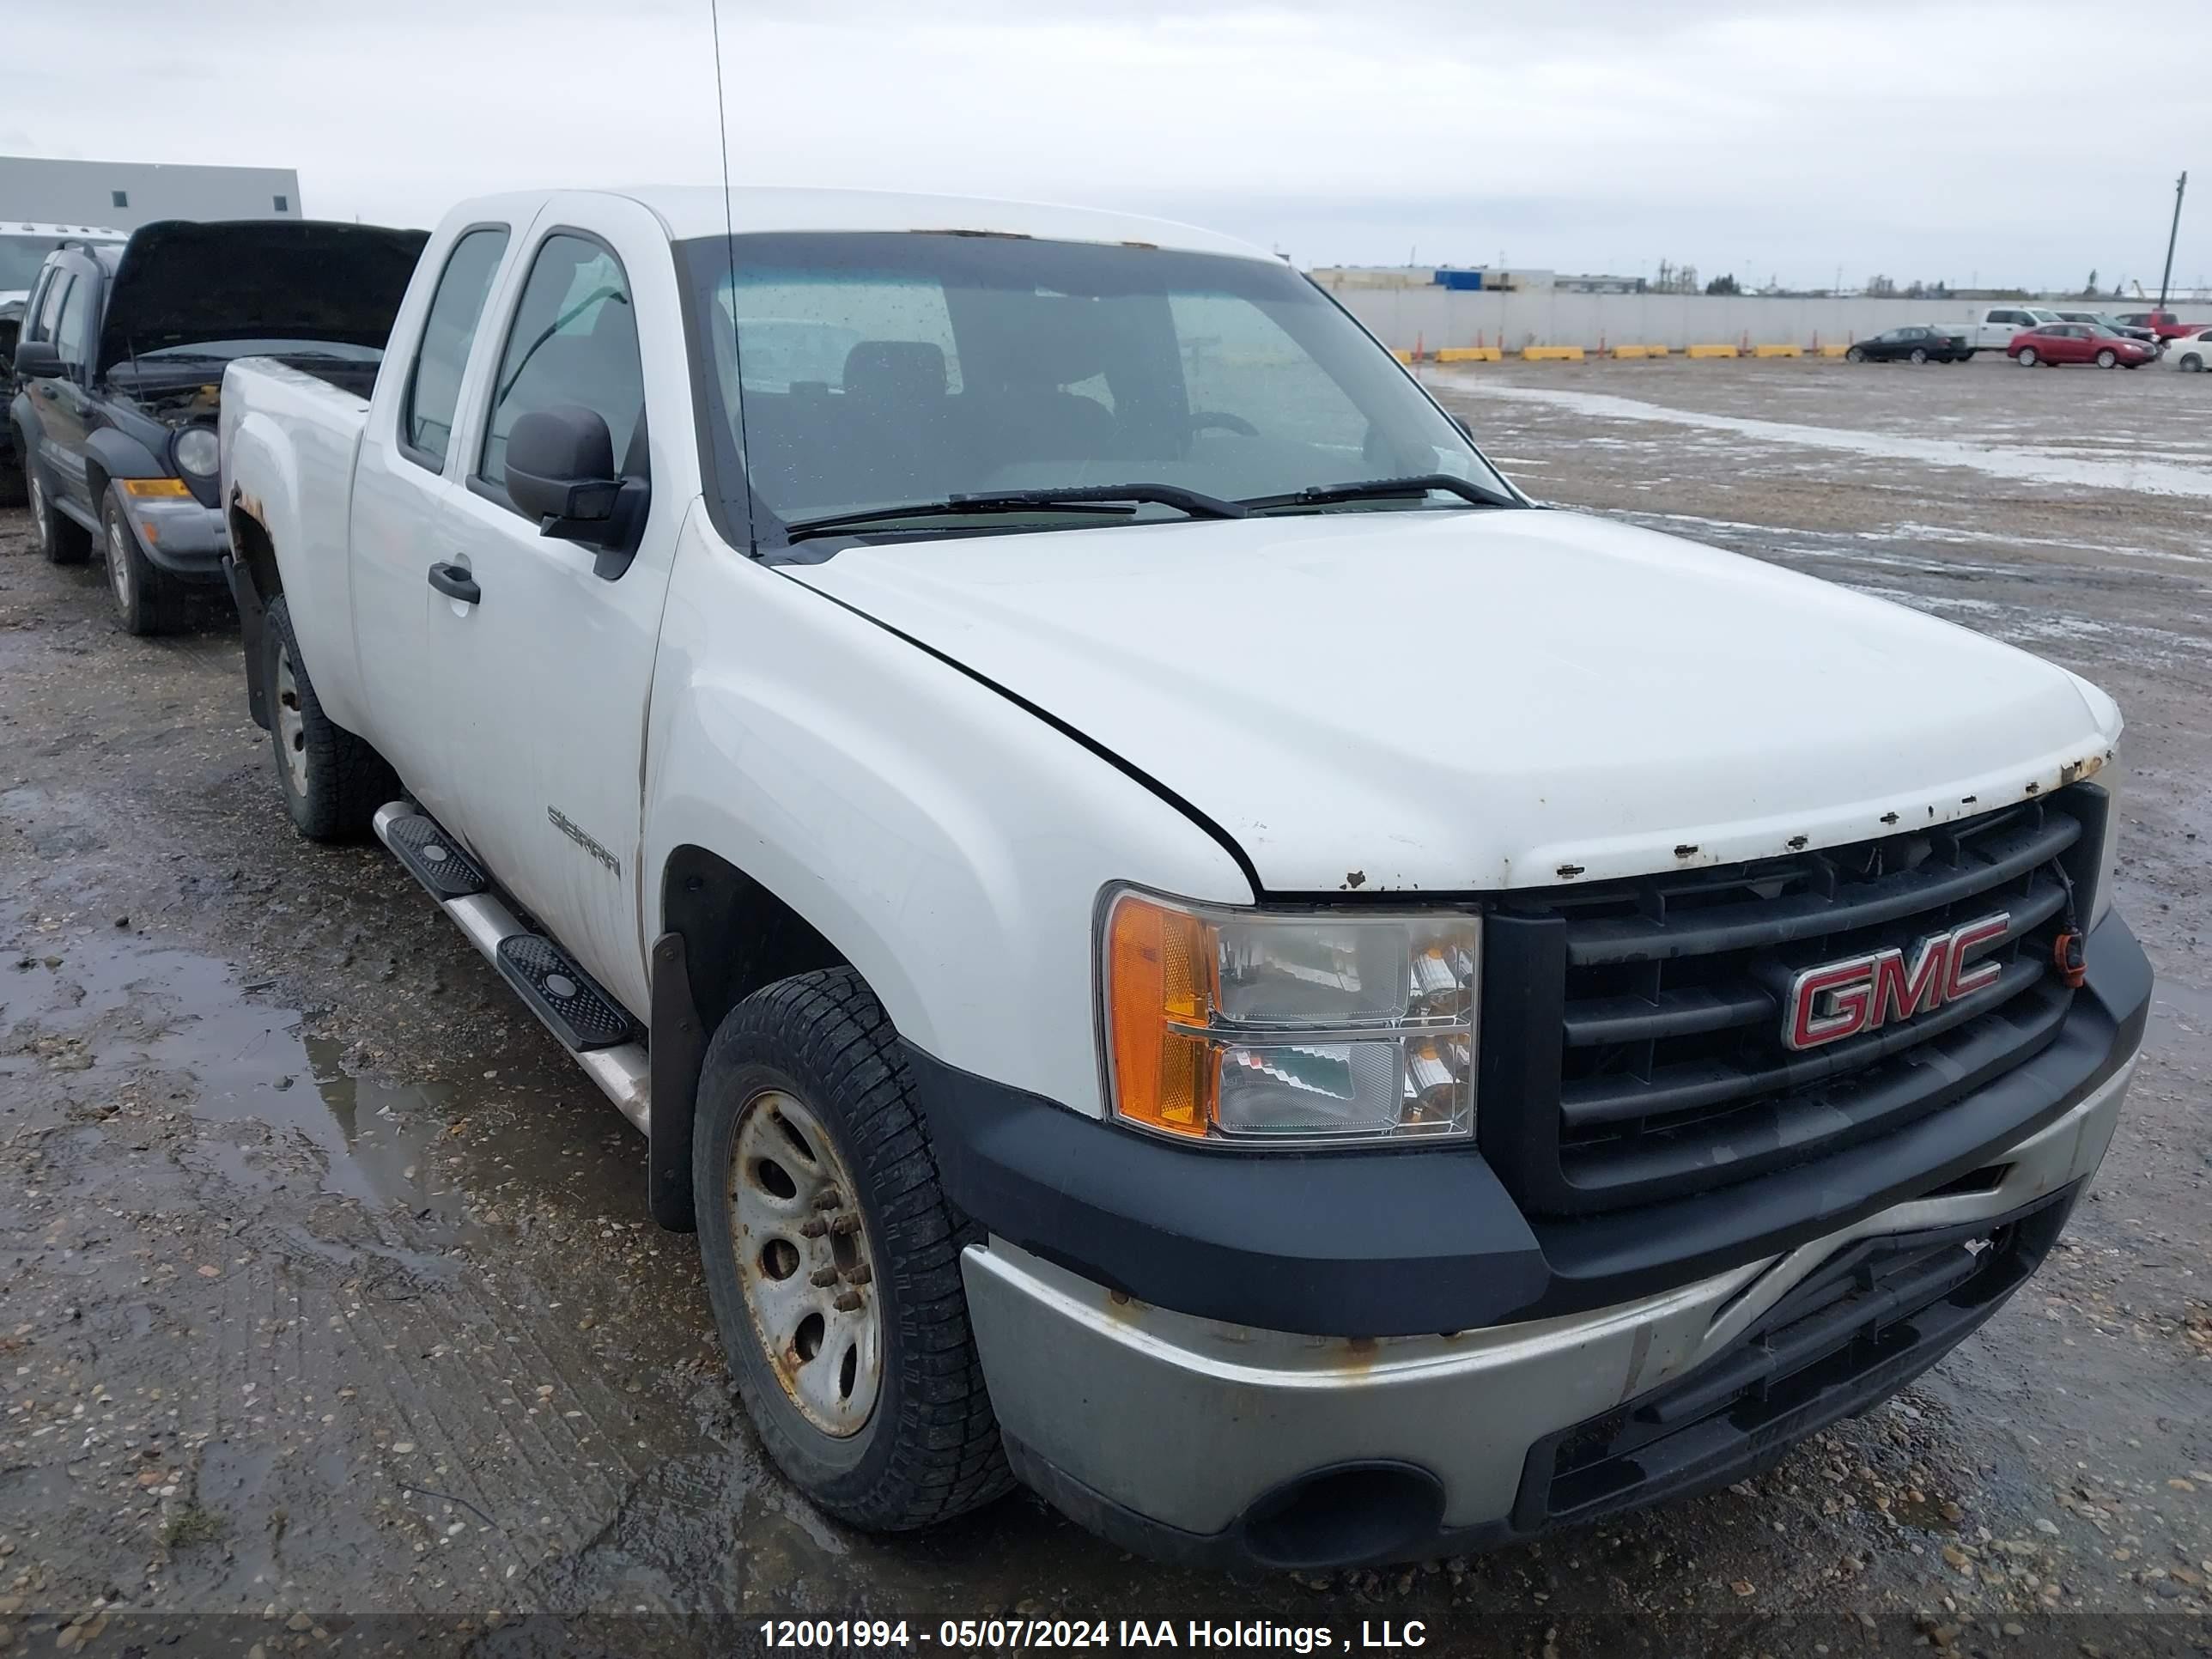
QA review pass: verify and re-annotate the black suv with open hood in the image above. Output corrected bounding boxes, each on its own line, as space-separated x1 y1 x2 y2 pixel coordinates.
10 217 425 635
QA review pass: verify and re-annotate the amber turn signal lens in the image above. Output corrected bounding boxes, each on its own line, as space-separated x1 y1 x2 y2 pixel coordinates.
1105 895 1218 1138
120 477 191 498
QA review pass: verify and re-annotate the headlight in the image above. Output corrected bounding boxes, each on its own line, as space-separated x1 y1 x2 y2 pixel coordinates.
173 426 220 478
1099 889 1478 1146
2090 756 2123 928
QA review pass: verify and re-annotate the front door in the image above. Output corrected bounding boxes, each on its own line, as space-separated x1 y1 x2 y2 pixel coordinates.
428 202 689 1016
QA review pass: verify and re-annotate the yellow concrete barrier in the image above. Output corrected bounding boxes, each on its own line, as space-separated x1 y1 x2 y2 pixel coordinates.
1753 343 1802 358
1686 343 1740 358
1612 344 1669 359
1434 346 1503 362
1818 343 1850 357
1522 345 1585 362
1391 349 1415 365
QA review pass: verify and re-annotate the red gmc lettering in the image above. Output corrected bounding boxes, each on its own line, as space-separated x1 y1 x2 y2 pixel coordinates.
1784 912 2011 1051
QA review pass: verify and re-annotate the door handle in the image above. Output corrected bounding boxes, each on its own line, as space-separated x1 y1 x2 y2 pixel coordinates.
427 561 481 605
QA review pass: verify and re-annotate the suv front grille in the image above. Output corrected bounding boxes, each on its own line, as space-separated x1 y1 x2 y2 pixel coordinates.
1478 785 2108 1215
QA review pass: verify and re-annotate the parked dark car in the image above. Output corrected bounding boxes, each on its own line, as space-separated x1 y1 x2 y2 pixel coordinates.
10 218 427 634
1844 325 1974 363
2008 323 2158 369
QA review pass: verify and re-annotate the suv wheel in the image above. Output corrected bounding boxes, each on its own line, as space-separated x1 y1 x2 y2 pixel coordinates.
28 461 91 565
261 592 400 841
100 487 183 636
694 967 1012 1531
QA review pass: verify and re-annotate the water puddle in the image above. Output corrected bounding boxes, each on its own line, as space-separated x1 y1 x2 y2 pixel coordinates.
3 921 482 1221
1443 378 2212 499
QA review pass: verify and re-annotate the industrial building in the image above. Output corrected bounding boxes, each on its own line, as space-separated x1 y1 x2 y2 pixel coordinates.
0 155 302 229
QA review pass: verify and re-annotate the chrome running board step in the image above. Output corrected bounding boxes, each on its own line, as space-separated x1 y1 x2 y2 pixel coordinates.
373 801 650 1136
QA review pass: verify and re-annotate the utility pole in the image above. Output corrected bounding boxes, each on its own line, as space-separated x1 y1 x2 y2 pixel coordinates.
2158 171 2188 312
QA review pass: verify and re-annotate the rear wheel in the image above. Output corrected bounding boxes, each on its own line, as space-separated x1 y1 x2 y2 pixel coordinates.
27 459 90 565
2095 349 2118 368
2016 347 2039 367
693 967 1012 1531
261 592 400 841
1909 347 1929 364
100 486 184 636
1844 345 1865 363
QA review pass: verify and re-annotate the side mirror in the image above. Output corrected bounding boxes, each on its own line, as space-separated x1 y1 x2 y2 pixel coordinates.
14 340 64 380
504 404 647 574
1451 414 1475 441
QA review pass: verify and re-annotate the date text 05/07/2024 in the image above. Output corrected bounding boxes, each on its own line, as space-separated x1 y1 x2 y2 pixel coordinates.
758 1619 1437 1651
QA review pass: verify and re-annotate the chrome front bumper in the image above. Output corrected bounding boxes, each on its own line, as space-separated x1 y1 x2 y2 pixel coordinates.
963 1053 2136 1555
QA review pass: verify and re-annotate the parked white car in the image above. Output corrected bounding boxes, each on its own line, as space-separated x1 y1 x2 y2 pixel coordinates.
1948 305 2063 350
217 185 2148 1573
2165 327 2212 371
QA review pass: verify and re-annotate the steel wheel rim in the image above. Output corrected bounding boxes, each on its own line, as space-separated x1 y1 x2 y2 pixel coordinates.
106 517 133 610
728 1089 883 1437
29 474 47 551
273 643 310 797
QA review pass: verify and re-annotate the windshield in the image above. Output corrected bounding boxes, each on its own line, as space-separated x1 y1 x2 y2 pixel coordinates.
0 235 78 292
134 338 385 363
678 233 1512 550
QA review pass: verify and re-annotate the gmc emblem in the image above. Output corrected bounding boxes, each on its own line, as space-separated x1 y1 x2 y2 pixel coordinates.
1783 913 2011 1051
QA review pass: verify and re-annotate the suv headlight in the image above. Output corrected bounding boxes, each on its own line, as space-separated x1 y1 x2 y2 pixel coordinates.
173 425 219 479
2090 757 2123 928
1099 888 1478 1146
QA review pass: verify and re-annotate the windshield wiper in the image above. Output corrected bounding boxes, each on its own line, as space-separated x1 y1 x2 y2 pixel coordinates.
1238 473 1519 513
781 483 1248 544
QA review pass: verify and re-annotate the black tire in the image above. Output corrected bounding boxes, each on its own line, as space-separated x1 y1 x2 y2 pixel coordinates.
2183 353 2205 373
2016 347 2039 367
100 486 185 636
2095 349 2118 368
693 967 1012 1532
1844 345 1865 363
1909 347 1929 364
0 456 25 508
27 450 91 565
261 592 400 841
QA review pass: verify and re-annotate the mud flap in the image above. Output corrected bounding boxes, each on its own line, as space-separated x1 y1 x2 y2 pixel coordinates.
648 930 705 1232
223 553 271 730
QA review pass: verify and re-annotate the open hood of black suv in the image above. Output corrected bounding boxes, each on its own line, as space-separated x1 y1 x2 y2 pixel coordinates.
96 219 428 377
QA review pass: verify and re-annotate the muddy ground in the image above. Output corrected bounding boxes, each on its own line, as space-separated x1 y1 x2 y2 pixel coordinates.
2 355 2209 1658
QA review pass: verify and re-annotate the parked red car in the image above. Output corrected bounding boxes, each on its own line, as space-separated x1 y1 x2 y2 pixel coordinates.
2117 310 2203 341
2008 323 2157 368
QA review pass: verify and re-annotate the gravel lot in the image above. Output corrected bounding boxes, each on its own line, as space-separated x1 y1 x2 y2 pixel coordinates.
2 354 2208 1657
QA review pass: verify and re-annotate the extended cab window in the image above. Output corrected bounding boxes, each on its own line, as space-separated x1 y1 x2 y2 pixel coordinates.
33 272 72 347
404 227 510 469
479 233 646 495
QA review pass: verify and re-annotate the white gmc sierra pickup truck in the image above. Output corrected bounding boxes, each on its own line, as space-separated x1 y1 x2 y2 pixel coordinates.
219 186 2148 1573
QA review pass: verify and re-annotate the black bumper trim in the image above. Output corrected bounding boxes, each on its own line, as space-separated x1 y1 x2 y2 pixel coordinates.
908 912 2148 1340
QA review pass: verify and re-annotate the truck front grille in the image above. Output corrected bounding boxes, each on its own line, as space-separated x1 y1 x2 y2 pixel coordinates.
1478 785 2108 1215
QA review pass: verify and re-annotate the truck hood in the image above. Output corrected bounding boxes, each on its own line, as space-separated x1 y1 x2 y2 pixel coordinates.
96 219 428 377
789 508 2118 895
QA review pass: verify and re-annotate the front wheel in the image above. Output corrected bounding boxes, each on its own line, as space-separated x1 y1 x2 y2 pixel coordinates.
2015 347 2039 367
2095 349 2118 368
693 967 1012 1532
100 486 183 636
1844 345 1865 363
261 592 400 841
2182 353 2205 373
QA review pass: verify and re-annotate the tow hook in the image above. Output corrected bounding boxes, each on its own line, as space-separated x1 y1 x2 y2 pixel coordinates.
2052 931 2087 988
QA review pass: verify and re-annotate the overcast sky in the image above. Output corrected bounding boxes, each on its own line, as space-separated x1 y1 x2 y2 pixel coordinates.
6 0 2205 291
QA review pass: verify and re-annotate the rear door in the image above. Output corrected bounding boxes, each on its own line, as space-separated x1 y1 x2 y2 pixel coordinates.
428 196 692 1013
349 219 523 823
